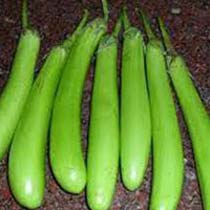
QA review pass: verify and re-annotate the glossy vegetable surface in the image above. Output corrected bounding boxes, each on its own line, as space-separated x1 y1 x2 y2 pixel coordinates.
9 47 66 209
50 18 106 194
87 34 119 210
141 12 184 210
121 9 151 191
159 18 210 210
0 0 40 160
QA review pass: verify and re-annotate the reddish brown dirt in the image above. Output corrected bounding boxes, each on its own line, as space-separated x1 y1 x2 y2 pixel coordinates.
1 0 210 209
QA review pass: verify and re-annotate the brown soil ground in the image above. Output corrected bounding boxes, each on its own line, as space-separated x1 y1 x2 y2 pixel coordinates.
1 0 210 209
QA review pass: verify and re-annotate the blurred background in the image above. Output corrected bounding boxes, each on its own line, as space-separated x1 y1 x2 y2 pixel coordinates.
1 0 210 209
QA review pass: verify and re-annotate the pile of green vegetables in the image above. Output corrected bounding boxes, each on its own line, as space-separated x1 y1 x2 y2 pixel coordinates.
0 0 210 209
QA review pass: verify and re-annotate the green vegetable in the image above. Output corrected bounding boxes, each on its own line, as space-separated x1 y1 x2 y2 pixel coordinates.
0 0 40 161
8 47 66 209
101 0 109 22
50 18 106 194
140 12 184 210
8 9 90 208
159 17 210 210
120 8 151 191
62 9 89 52
87 17 121 210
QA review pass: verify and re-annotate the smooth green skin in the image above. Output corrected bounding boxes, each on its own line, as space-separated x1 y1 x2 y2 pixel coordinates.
87 35 119 210
0 30 40 160
170 56 210 210
50 18 106 194
9 47 66 209
120 27 151 191
146 40 184 210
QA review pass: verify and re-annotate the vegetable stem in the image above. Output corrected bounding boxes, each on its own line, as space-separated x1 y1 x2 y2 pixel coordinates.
122 6 131 30
62 9 89 51
158 17 176 55
113 15 122 38
22 0 29 30
138 10 156 40
102 0 109 22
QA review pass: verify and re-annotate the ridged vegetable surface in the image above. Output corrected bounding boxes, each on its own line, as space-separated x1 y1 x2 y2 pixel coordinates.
87 34 119 210
50 18 106 194
9 46 66 209
120 22 151 191
141 13 184 210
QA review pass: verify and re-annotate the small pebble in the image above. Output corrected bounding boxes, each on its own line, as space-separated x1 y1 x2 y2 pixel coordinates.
171 8 181 15
4 17 15 24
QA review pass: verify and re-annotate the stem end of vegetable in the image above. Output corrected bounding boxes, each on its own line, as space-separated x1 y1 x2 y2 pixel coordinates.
158 17 177 56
